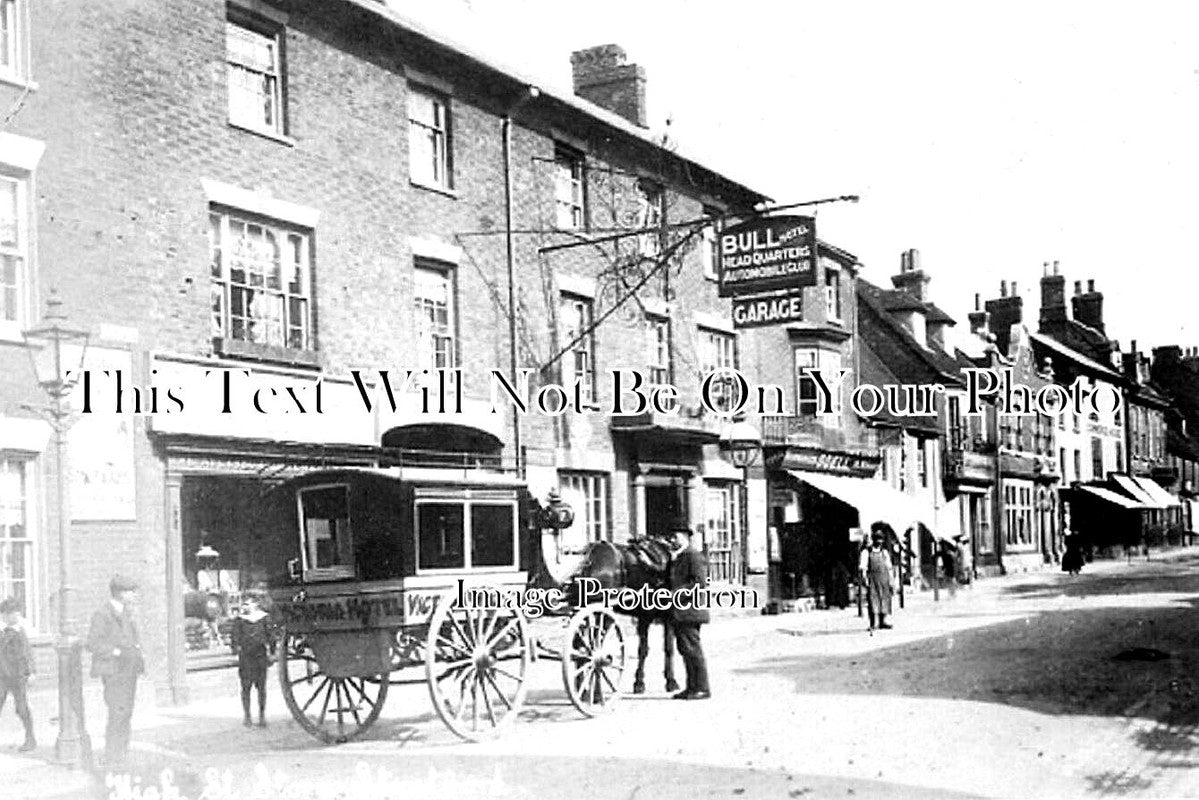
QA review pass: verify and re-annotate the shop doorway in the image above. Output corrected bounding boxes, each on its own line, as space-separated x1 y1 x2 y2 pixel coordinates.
645 484 687 539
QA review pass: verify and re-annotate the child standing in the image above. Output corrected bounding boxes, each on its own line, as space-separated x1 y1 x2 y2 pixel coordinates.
0 598 36 751
231 593 273 728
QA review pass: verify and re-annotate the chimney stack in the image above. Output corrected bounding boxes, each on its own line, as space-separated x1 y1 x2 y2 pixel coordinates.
891 248 930 301
1072 278 1104 333
571 45 648 128
967 292 991 336
985 281 1023 354
1039 258 1067 331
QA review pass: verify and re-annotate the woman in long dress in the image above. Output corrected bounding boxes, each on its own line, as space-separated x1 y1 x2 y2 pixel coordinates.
859 526 894 630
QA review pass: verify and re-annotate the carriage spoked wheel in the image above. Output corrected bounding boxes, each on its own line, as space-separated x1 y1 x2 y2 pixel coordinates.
425 598 530 741
561 606 626 717
278 629 389 744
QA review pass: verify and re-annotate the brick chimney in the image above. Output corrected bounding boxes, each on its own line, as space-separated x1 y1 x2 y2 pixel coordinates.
984 279 1023 354
967 292 990 336
570 45 648 128
891 249 930 301
1071 278 1104 333
1039 259 1067 331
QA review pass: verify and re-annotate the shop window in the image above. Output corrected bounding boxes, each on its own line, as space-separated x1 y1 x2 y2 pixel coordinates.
560 471 609 544
705 483 741 583
0 455 32 624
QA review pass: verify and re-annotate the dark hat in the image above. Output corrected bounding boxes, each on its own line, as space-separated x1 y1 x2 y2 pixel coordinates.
669 516 693 534
870 530 885 543
0 597 18 614
109 574 138 593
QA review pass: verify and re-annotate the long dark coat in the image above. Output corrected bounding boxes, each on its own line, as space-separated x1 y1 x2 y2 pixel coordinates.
668 547 711 625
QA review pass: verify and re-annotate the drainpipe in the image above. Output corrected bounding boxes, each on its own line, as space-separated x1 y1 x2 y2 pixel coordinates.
503 86 540 477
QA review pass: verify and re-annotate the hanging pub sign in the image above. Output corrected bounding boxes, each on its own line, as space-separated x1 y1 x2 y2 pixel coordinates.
717 215 818 297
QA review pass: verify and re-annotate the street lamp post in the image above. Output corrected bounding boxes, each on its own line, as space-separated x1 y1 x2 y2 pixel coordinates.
22 291 92 768
720 421 761 589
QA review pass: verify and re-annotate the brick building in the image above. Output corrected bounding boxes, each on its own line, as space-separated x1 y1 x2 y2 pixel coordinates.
0 0 784 702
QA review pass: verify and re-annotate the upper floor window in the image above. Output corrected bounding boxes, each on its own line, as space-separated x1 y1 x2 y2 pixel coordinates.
0 0 26 82
414 262 456 370
209 208 312 351
636 182 663 259
1090 437 1104 479
701 327 738 413
226 18 285 136
409 86 452 190
553 145 586 230
645 315 670 385
701 206 722 281
916 439 928 487
825 263 843 321
0 175 26 326
561 294 595 403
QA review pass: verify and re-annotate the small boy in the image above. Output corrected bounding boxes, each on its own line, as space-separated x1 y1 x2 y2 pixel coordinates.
0 598 36 751
231 593 273 727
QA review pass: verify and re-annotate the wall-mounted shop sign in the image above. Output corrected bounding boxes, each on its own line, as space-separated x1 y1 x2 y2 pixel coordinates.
732 289 805 329
718 215 818 297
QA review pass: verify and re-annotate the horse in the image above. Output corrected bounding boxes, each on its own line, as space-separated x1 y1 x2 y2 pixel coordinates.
563 537 679 695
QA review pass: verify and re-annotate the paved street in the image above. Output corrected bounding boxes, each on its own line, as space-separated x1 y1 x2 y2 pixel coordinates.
4 552 1199 799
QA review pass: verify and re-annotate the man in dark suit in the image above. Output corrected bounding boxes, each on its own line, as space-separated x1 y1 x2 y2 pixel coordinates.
667 521 710 700
86 575 144 768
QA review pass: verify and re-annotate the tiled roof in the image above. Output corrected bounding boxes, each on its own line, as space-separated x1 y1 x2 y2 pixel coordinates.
1028 331 1122 381
856 279 964 388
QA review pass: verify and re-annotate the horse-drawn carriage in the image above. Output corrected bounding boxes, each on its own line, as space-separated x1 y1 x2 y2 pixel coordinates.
259 463 634 743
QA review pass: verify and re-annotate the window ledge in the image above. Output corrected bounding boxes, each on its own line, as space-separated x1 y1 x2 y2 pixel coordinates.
0 73 37 92
213 337 321 370
409 179 458 199
228 120 296 148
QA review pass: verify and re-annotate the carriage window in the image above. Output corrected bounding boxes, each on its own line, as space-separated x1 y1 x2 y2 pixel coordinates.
299 485 354 579
417 502 465 570
470 504 515 568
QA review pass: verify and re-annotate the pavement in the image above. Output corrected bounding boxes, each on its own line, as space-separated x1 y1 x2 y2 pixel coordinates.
2 550 1198 799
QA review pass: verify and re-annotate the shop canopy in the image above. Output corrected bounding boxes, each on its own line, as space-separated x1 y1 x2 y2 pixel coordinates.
1112 475 1163 509
1077 485 1147 510
787 470 947 539
1131 476 1180 508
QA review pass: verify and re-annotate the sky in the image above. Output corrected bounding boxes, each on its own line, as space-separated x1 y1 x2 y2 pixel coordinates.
387 0 1199 353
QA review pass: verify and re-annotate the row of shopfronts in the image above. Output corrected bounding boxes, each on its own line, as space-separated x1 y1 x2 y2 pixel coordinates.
2 0 1197 706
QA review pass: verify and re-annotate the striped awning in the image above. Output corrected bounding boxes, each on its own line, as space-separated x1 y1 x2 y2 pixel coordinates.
1078 485 1147 510
1112 475 1163 509
1131 476 1181 508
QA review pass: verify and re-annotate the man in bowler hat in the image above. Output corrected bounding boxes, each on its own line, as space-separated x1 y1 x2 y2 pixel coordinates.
86 575 144 767
668 520 710 700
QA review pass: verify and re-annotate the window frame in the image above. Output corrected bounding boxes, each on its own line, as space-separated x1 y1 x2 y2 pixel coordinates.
413 494 519 575
553 143 587 231
225 13 287 138
413 259 458 371
700 326 739 414
705 481 743 584
636 181 664 259
701 206 723 281
824 261 843 322
408 83 453 192
209 205 315 358
296 483 356 582
645 313 671 386
0 0 29 85
0 172 29 332
0 453 36 628
560 471 610 546
560 293 596 404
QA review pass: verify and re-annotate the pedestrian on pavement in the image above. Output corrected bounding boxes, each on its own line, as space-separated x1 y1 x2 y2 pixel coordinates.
859 525 894 630
1062 532 1084 575
668 520 710 700
0 598 36 752
232 591 275 727
86 575 145 769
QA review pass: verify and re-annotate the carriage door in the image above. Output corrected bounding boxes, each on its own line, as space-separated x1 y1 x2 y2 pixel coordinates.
297 484 355 580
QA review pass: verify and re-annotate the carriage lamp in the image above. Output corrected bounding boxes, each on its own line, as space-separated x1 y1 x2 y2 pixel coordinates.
538 489 575 531
21 290 92 768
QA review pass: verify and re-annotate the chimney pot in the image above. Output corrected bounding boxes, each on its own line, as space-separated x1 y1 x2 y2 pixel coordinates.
974 293 980 311
1087 278 1095 293
1011 280 1018 295
1074 280 1082 295
1042 261 1050 277
1000 280 1008 297
910 249 921 271
1053 260 1060 276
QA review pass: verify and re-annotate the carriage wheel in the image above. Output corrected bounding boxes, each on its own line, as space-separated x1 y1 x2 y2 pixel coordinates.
562 606 626 717
277 630 389 744
426 598 530 741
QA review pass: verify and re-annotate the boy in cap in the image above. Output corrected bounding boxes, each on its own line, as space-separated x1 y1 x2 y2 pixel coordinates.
231 592 274 727
0 598 36 751
87 575 144 768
